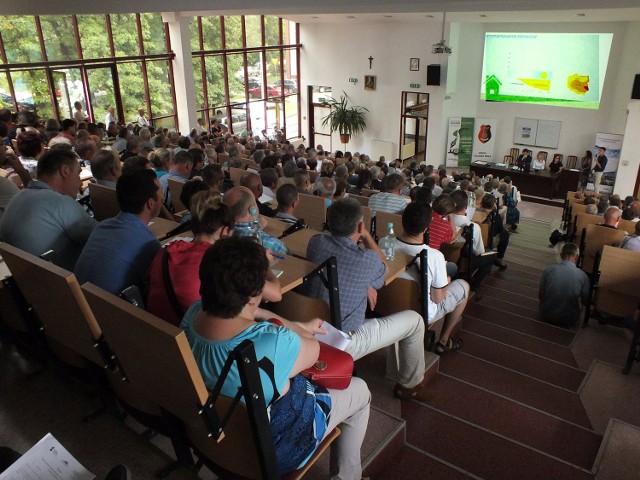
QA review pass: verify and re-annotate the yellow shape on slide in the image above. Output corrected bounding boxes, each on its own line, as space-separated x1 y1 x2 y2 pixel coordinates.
518 77 551 91
567 74 589 95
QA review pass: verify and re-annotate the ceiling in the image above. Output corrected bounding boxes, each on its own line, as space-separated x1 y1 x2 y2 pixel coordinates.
4 0 640 23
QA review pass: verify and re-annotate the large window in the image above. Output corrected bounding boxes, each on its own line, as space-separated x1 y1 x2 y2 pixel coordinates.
192 15 301 140
0 13 177 129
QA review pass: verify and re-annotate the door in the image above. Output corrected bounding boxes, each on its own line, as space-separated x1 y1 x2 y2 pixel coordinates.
51 68 85 121
85 65 122 126
399 92 429 163
308 85 332 151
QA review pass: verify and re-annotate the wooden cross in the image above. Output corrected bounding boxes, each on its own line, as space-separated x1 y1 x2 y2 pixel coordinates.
368 56 373 69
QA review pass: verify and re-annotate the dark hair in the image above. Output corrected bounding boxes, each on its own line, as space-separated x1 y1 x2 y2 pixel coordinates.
201 163 224 187
327 198 362 237
432 193 455 216
37 145 78 178
116 168 158 214
260 167 278 188
199 237 268 318
449 189 468 211
189 148 206 167
334 178 349 198
191 194 234 236
75 138 96 160
481 194 496 209
178 136 191 149
560 242 579 259
16 130 43 158
402 202 432 237
180 179 209 211
276 183 298 209
61 118 76 131
414 186 433 205
118 127 128 138
356 168 373 189
122 155 150 172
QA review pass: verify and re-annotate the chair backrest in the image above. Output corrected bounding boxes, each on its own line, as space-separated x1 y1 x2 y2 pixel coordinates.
566 156 578 169
360 188 379 197
376 211 404 239
89 183 120 221
0 242 104 366
350 193 369 207
566 191 577 200
574 212 604 242
618 219 636 234
594 246 640 317
571 203 589 216
581 224 627 274
276 177 296 190
229 166 247 186
479 223 490 248
509 147 520 159
439 241 464 264
80 282 279 480
268 290 330 322
503 155 513 165
168 178 187 213
295 194 327 231
217 152 229 165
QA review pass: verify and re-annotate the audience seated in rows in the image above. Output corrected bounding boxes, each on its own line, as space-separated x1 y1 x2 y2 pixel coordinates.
160 150 192 210
368 173 408 215
274 184 301 225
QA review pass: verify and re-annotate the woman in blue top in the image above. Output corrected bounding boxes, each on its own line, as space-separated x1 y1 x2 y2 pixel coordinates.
181 237 370 479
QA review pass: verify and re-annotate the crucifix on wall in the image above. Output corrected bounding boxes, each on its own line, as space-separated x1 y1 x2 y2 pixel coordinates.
368 56 373 69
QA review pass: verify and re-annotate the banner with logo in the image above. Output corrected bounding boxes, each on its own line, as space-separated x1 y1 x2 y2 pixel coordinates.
471 118 497 163
591 132 624 194
446 117 475 167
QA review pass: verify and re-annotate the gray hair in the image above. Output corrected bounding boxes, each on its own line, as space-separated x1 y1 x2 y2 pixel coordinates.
316 177 336 197
327 198 363 237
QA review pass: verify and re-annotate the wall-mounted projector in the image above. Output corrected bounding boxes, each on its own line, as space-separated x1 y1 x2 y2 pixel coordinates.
432 41 452 54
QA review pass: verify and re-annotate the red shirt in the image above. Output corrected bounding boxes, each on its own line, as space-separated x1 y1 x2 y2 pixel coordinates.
146 240 211 326
429 214 454 250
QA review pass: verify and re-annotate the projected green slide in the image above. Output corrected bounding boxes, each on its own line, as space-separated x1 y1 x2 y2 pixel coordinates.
480 33 613 109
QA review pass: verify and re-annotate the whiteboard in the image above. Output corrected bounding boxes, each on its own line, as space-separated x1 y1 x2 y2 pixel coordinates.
513 117 561 149
535 120 562 149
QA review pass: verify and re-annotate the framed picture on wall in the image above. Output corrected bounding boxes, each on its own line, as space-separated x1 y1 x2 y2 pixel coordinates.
364 75 376 91
410 58 420 71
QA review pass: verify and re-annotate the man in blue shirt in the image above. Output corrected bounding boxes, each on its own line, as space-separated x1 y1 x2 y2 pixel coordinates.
159 150 192 211
223 186 289 255
1 145 97 270
304 198 431 401
539 243 590 326
74 168 162 295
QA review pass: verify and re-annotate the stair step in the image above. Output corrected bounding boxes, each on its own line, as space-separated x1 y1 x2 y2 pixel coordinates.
414 376 602 470
459 331 585 391
504 243 556 262
465 303 576 346
374 446 471 480
483 276 539 299
491 268 540 288
402 404 594 480
463 316 578 367
501 258 546 274
438 352 593 428
480 285 540 311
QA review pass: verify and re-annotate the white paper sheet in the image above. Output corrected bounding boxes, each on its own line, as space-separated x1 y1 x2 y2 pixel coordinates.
315 321 351 351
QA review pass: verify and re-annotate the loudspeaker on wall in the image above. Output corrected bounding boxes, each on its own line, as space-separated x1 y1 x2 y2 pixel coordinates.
632 74 640 100
427 64 441 86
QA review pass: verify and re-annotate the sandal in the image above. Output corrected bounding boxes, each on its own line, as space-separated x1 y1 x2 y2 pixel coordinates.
435 337 464 355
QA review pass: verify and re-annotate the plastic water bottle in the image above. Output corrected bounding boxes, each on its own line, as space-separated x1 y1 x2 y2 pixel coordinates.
248 207 262 244
380 223 396 260
468 190 476 208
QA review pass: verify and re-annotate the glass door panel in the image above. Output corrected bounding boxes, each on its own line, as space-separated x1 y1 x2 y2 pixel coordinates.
52 68 85 121
86 66 117 125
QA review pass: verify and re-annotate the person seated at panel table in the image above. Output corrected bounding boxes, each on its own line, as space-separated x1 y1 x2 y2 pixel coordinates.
532 152 546 171
181 237 371 478
303 198 433 401
394 202 469 354
516 149 532 171
548 155 563 174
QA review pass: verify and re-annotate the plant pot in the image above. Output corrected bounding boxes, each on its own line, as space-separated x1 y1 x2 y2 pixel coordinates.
340 134 350 144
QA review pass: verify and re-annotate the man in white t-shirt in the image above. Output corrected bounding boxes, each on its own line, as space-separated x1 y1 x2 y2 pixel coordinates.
394 202 469 354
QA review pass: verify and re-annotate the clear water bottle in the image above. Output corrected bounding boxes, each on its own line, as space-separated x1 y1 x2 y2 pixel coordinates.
248 207 262 244
380 222 396 260
468 190 476 208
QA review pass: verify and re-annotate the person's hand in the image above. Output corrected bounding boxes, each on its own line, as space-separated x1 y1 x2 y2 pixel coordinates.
304 318 327 336
367 287 378 311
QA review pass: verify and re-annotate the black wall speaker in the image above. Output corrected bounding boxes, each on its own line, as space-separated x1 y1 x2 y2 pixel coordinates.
632 74 640 100
427 64 441 86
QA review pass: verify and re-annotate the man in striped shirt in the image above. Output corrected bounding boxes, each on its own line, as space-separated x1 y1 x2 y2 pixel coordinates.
368 173 409 215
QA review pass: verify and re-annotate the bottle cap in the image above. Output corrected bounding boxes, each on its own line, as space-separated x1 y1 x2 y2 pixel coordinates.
387 222 394 229
249 207 257 215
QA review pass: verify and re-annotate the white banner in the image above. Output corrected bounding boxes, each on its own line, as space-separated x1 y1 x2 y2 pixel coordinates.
472 118 497 163
446 117 462 167
592 132 624 194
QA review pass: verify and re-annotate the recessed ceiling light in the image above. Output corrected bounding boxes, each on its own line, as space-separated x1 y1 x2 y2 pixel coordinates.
346 16 355 19
311 16 319 19
577 13 586 16
384 15 393 18
426 15 434 18
479 14 487 17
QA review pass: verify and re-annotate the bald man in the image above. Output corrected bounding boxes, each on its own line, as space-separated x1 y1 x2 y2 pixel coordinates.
223 186 288 254
600 206 621 229
240 172 275 217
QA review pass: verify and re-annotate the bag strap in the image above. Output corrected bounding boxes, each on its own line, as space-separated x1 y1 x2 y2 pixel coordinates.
162 248 185 319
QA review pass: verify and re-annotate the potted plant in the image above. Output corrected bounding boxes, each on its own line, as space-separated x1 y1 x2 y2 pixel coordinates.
321 94 368 144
